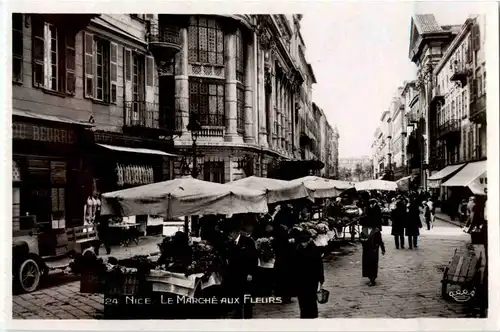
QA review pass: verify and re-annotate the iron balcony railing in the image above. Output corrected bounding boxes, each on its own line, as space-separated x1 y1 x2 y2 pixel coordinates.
437 119 460 140
124 101 182 134
149 24 182 46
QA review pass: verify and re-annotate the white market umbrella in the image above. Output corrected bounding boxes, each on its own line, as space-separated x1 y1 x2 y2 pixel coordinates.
396 175 413 191
101 176 268 218
228 176 311 204
290 176 350 198
355 179 398 192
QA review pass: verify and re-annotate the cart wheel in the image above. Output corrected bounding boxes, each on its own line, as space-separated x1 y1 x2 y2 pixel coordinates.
17 258 41 293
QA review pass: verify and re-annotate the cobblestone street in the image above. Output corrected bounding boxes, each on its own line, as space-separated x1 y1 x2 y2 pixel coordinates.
12 220 472 319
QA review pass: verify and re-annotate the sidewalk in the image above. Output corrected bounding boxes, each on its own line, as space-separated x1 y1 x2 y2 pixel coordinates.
434 208 462 228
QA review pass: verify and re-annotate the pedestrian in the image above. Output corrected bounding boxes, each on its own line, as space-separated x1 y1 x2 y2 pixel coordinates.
390 200 407 249
362 199 383 230
423 201 432 230
360 226 386 286
225 214 259 319
295 229 324 319
427 198 435 225
466 196 481 233
272 224 294 304
94 193 111 256
406 199 422 249
459 199 468 226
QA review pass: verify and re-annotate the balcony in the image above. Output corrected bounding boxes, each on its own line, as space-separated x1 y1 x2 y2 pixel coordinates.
430 85 445 107
406 110 421 124
123 101 182 137
437 119 460 140
449 60 469 87
149 23 182 60
470 94 486 123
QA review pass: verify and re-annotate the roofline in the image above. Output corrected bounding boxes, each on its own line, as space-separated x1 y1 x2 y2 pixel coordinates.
380 110 390 122
307 63 317 84
434 18 476 74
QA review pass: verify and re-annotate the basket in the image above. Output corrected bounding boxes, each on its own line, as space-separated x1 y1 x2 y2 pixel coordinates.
316 288 330 304
105 270 142 296
80 273 104 294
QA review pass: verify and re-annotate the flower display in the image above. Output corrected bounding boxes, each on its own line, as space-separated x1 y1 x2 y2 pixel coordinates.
186 240 220 276
256 237 275 262
315 223 329 235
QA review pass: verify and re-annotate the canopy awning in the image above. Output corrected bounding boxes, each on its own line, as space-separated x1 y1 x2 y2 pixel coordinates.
228 176 311 204
13 109 94 127
355 179 398 191
427 163 467 188
396 175 413 191
97 143 179 157
101 176 268 218
290 176 350 198
441 161 487 195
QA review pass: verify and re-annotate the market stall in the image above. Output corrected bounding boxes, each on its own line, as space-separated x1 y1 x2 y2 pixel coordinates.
101 176 268 218
354 179 398 192
290 176 351 199
79 177 269 319
228 176 311 204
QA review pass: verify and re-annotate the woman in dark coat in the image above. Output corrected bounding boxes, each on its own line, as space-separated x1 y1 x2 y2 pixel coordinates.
390 201 407 249
295 230 324 319
361 226 386 286
405 200 422 249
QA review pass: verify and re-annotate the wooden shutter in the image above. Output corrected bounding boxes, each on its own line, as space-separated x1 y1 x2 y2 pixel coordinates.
472 24 480 51
32 18 45 87
110 42 118 103
123 48 133 125
145 56 157 127
470 78 477 102
65 34 76 95
84 32 94 98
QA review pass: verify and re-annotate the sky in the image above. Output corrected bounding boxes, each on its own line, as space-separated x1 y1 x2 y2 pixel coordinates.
300 1 487 159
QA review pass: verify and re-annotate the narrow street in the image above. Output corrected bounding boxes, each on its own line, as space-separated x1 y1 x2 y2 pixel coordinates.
12 219 470 319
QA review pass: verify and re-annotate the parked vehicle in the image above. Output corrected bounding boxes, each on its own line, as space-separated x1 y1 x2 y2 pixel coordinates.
12 215 98 293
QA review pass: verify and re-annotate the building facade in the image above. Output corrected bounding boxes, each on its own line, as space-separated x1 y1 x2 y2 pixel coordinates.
11 13 338 230
401 80 420 182
408 14 486 191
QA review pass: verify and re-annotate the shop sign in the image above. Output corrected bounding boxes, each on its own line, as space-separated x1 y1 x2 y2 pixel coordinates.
13 122 75 144
116 164 154 186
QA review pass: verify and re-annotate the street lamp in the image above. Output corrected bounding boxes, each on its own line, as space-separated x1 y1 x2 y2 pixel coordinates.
187 112 202 178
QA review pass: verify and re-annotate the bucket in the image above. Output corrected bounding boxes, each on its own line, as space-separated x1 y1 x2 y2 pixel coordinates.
316 288 330 304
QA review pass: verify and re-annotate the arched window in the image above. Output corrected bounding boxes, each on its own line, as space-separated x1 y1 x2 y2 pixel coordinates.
235 29 245 133
188 16 224 65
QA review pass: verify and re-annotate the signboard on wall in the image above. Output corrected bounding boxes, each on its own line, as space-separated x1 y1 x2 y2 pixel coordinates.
13 122 76 145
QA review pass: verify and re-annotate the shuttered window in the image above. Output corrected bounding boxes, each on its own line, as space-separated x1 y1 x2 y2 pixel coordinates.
110 42 118 103
472 24 480 51
31 19 74 95
84 32 94 98
12 13 23 83
84 32 113 103
65 35 76 95
125 48 132 81
146 56 154 87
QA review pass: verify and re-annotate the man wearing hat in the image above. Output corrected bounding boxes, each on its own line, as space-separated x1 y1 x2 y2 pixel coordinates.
294 229 325 318
225 214 259 318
